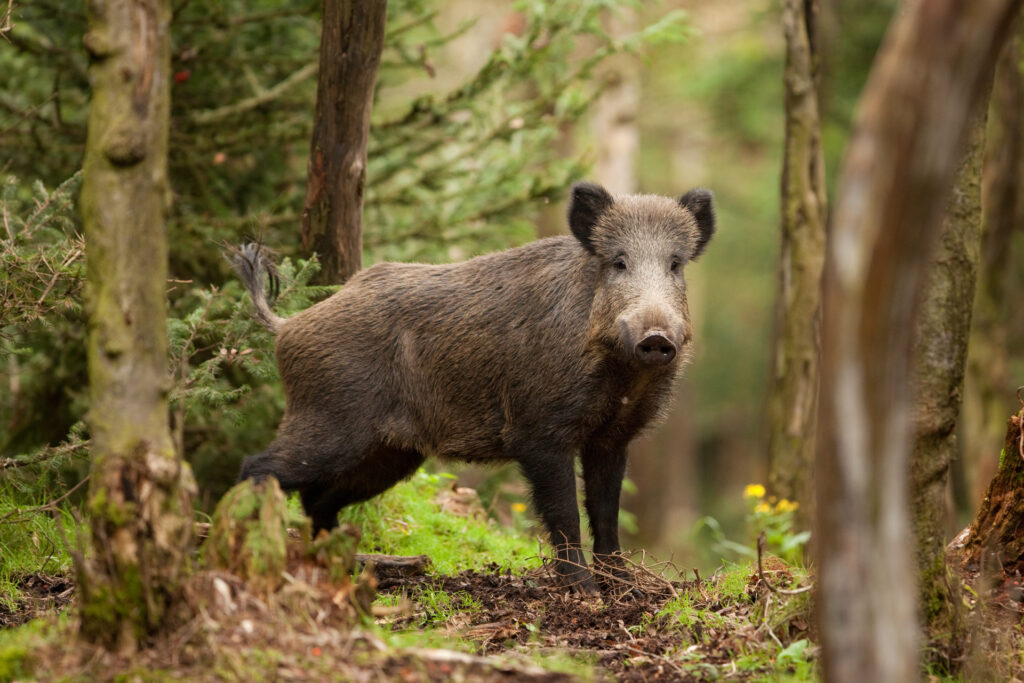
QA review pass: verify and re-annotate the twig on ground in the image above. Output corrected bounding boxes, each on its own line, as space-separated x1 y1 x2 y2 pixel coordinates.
756 532 813 595
622 644 688 677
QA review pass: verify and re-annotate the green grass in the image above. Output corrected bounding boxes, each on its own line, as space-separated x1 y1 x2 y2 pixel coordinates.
0 500 75 609
336 469 542 574
414 586 483 626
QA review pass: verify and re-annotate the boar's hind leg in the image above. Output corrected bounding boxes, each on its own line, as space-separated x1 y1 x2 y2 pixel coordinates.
517 451 598 594
301 446 425 535
581 440 630 590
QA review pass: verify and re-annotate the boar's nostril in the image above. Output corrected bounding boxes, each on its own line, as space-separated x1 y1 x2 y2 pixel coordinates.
635 334 677 366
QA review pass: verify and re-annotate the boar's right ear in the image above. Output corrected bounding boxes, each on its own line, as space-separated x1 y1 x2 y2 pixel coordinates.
679 188 715 259
568 182 614 252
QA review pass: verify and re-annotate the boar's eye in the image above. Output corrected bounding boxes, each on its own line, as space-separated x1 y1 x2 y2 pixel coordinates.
670 257 681 273
612 256 627 271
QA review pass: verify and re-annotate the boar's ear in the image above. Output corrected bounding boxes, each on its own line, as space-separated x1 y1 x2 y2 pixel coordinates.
679 188 715 259
568 182 614 252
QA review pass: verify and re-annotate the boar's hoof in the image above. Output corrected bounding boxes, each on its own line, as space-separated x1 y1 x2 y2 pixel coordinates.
635 334 677 365
557 568 599 595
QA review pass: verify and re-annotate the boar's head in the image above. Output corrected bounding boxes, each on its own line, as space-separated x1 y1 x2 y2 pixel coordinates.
569 182 715 367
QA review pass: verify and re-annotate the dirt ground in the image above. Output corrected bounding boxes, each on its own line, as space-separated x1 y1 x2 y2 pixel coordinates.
0 573 73 630
2 556 803 682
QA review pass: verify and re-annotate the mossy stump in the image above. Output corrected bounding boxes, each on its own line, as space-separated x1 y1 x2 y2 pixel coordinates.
204 478 291 593
963 410 1024 573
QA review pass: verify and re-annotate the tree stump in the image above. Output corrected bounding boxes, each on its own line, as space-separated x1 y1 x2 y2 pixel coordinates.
962 406 1024 573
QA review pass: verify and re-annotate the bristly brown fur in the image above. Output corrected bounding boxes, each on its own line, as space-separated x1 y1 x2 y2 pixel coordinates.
225 242 284 333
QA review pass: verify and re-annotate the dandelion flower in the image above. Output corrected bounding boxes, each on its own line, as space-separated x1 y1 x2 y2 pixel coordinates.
744 483 766 499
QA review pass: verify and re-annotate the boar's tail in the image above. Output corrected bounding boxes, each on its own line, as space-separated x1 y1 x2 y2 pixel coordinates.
226 243 286 334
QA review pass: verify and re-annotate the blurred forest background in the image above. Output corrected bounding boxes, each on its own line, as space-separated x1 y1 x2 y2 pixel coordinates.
2 0 1022 572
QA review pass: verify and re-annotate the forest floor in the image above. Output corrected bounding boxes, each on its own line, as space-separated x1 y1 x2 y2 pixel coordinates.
0 550 816 682
0 473 817 681
2 473 1022 681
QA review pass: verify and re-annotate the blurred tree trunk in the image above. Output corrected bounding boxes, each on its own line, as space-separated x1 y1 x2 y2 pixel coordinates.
909 98 989 659
963 34 1024 509
815 1 1021 681
766 0 827 519
301 0 387 285
591 7 638 196
78 0 195 653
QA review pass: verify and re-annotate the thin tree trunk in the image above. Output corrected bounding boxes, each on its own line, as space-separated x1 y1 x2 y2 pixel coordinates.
301 0 387 285
815 1 1021 681
963 33 1023 509
78 0 195 653
909 98 988 658
767 0 827 518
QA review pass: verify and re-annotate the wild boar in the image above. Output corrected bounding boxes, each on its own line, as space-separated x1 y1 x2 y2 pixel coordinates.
232 182 715 592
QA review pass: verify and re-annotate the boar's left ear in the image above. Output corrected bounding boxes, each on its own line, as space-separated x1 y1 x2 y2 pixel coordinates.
568 182 614 252
679 188 715 259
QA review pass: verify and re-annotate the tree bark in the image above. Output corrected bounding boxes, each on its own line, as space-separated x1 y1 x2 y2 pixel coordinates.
815 1 1021 681
962 408 1024 573
78 0 195 653
909 98 988 654
301 0 387 285
767 0 827 519
963 33 1024 509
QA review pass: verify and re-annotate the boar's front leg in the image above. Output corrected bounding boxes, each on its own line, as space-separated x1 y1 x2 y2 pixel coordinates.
518 450 598 594
581 440 630 591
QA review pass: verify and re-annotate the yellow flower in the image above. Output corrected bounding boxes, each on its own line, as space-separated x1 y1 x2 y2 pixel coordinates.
755 502 772 514
511 502 527 513
743 484 766 500
775 499 799 513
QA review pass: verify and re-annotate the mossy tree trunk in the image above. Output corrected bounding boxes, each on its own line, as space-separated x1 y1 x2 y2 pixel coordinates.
815 1 1021 681
963 33 1024 509
766 0 827 519
909 97 989 659
301 0 387 285
79 0 195 654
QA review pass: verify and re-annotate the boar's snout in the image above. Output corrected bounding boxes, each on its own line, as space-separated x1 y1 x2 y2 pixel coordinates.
635 332 677 366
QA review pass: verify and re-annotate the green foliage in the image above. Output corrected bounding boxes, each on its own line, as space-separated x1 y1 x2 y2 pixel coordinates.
0 174 87 461
697 484 810 567
338 469 540 574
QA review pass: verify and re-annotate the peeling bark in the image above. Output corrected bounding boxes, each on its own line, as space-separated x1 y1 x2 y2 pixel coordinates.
301 0 387 285
815 1 1022 681
78 0 195 653
767 0 827 519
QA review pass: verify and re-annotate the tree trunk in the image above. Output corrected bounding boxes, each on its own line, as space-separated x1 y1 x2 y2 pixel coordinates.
301 0 387 285
78 0 195 653
963 34 1024 510
767 0 827 519
909 98 988 657
591 7 639 196
962 408 1024 573
815 1 1021 681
